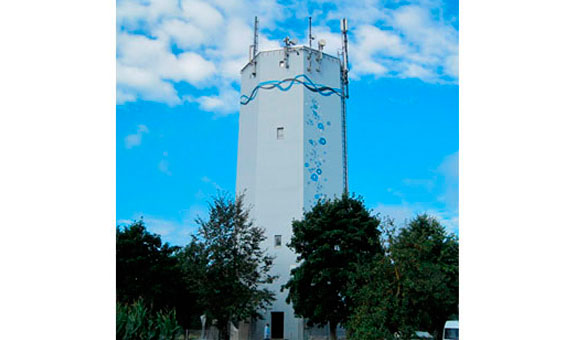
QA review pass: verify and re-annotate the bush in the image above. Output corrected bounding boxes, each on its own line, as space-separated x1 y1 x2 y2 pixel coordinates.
117 299 182 340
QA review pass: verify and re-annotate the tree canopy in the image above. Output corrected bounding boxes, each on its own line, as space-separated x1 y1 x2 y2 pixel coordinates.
347 215 459 339
283 194 382 340
390 214 459 336
116 220 182 309
116 220 200 329
179 193 276 340
116 200 458 339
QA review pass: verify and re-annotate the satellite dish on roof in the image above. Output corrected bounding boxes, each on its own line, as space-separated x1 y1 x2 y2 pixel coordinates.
318 39 327 50
283 36 298 47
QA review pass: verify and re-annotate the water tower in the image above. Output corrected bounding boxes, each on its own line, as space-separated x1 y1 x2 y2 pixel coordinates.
236 17 350 340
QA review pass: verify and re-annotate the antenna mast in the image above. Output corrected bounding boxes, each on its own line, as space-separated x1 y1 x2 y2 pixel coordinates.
341 18 350 98
340 18 350 194
252 16 259 59
308 16 313 48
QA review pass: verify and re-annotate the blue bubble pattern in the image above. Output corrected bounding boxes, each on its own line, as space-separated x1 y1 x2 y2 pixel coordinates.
304 97 333 206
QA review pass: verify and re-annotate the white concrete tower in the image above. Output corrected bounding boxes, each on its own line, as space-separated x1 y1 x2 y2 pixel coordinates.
236 23 349 339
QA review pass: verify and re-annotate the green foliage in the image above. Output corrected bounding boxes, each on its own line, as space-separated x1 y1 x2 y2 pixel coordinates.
179 193 276 340
116 299 182 340
155 309 182 339
347 254 406 340
116 303 129 338
116 220 201 329
390 215 458 336
116 220 181 307
283 194 382 338
347 215 459 339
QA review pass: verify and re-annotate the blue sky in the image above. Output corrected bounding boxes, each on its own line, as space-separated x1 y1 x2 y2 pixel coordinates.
116 0 459 245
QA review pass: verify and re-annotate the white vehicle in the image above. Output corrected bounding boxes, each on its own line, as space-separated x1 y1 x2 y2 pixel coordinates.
443 320 459 340
414 331 434 339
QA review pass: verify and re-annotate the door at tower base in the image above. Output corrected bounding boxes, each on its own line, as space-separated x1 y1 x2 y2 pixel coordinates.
236 46 345 340
271 312 284 339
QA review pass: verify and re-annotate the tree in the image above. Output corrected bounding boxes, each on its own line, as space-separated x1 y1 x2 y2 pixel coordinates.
116 220 199 329
180 193 276 340
283 194 382 340
347 215 459 339
390 214 458 337
116 220 182 308
347 253 406 340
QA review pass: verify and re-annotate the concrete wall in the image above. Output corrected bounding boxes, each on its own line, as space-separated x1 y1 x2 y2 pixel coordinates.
236 46 344 340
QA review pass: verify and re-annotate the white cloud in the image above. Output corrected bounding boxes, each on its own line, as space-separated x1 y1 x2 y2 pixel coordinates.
117 88 137 104
181 0 224 30
402 63 435 80
124 124 149 149
373 203 416 226
157 151 172 175
115 1 283 112
444 54 459 78
375 150 459 233
119 216 194 246
349 6 458 82
373 203 459 234
438 151 459 179
324 2 458 83
117 0 181 32
200 175 223 191
436 151 459 211
355 25 410 58
153 19 208 49
390 5 458 82
117 63 181 105
306 25 343 58
116 0 458 108
402 178 435 191
196 87 240 115
158 159 171 176
322 0 388 25
392 5 458 57
168 52 217 83
118 205 209 246
116 32 217 106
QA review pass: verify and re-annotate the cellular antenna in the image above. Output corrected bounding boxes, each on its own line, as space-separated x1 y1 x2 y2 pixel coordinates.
308 16 313 48
252 16 259 60
341 18 350 98
340 18 350 193
307 17 315 71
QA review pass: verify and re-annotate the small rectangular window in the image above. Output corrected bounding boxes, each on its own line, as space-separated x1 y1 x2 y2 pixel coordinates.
276 127 284 140
274 235 282 247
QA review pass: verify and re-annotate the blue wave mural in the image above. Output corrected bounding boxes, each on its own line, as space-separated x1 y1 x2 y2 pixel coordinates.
240 74 343 105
